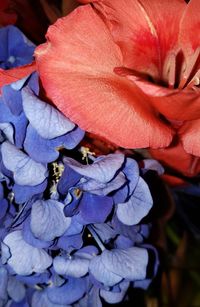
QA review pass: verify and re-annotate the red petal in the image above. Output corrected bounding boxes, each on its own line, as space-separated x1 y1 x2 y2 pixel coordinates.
150 87 200 121
36 5 173 149
179 0 200 55
161 174 188 187
150 142 200 177
179 119 200 156
86 0 185 80
0 62 36 90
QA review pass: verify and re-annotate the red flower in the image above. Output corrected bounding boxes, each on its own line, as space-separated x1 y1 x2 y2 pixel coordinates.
35 0 200 176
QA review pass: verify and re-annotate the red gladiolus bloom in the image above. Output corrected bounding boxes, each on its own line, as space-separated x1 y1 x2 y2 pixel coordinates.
35 0 200 176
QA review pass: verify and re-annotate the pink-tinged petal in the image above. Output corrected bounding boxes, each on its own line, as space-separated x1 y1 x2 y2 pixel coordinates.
36 5 173 149
150 142 200 177
161 174 188 187
150 87 200 121
179 119 200 157
179 0 200 55
0 62 36 90
123 72 200 121
86 0 185 80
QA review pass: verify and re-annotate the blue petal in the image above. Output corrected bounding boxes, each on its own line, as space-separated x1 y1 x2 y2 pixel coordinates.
64 154 125 183
7 277 25 303
1 141 48 186
22 217 52 248
30 199 71 241
24 125 60 163
13 180 47 204
89 253 122 287
0 100 28 148
112 216 147 243
57 234 83 251
79 193 113 224
0 123 14 143
0 199 8 220
53 254 89 278
47 278 86 305
32 291 68 307
123 158 139 196
64 188 82 217
0 182 3 199
0 266 8 302
100 280 129 304
24 125 84 163
113 185 129 204
10 76 30 91
114 235 133 248
58 165 81 196
62 127 85 150
26 72 39 95
16 272 50 286
2 230 52 275
2 84 23 116
78 172 126 196
116 177 153 225
89 247 148 286
75 287 102 307
92 224 116 243
0 26 35 69
22 87 75 139
142 159 164 175
63 217 83 236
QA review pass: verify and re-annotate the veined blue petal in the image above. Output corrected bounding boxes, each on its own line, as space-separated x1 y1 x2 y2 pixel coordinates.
89 253 122 287
89 247 148 286
1 141 48 186
2 231 52 275
31 199 71 241
64 154 125 183
24 125 60 163
22 87 75 139
32 291 68 307
116 177 153 225
79 193 113 224
2 85 23 116
7 277 26 303
123 158 139 196
13 180 47 204
22 217 51 248
47 278 86 305
78 172 126 196
53 254 89 278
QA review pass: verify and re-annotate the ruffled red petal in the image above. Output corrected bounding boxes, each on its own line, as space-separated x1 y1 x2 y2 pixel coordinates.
0 62 36 90
179 119 200 156
150 142 200 177
179 0 200 55
36 5 173 149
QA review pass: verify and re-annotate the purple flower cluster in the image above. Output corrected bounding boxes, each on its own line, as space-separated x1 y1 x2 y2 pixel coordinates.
0 26 159 306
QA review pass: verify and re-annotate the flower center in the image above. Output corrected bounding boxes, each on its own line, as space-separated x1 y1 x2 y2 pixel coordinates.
114 47 200 91
163 47 200 90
